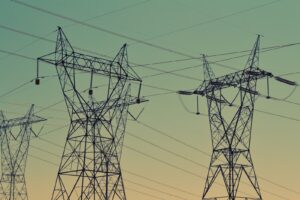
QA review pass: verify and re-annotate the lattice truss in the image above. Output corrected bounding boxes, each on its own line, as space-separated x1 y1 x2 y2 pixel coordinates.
36 27 145 200
0 105 46 200
179 36 296 200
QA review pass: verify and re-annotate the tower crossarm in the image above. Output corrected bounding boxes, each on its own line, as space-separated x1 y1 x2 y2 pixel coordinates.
38 49 141 83
75 96 148 114
193 67 273 95
0 116 46 129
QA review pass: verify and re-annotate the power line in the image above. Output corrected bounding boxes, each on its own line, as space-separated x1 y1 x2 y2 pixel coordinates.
176 92 300 122
2 24 300 83
4 1 300 198
136 120 300 196
142 64 202 80
28 136 197 200
131 39 300 68
125 187 167 200
0 70 299 125
62 0 152 29
137 120 211 157
126 130 208 168
0 99 65 114
28 122 250 198
255 108 300 122
11 95 299 197
208 41 300 58
0 79 34 98
25 117 298 200
145 91 175 98
124 179 190 200
123 169 199 197
7 0 295 72
0 62 299 124
0 44 200 82
33 134 201 198
0 49 35 61
28 119 299 199
27 153 182 200
0 77 178 117
124 144 207 179
123 144 289 200
11 0 196 58
0 24 110 59
2 22 300 75
0 74 58 99
13 103 300 198
0 27 298 198
127 0 282 45
2 0 152 62
0 30 55 61
0 37 200 82
16 0 281 74
35 122 206 181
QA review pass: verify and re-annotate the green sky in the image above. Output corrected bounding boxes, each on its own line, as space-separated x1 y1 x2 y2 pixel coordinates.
0 0 299 199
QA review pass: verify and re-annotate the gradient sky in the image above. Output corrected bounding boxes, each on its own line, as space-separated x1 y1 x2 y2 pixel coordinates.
0 0 299 199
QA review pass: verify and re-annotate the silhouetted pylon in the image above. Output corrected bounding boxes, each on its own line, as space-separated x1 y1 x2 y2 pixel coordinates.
36 27 146 200
178 35 296 200
0 105 46 200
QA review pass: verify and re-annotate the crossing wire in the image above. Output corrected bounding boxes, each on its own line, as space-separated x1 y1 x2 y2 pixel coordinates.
0 62 299 124
0 26 201 81
13 102 298 200
0 60 299 126
2 24 300 82
2 23 300 73
28 127 199 199
136 120 300 196
62 0 152 29
23 111 298 199
6 95 300 198
26 153 183 200
29 122 291 200
126 0 281 45
0 19 295 199
38 120 300 199
29 125 254 198
8 0 282 63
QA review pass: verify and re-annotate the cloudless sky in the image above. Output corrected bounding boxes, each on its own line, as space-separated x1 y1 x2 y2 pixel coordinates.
0 0 299 199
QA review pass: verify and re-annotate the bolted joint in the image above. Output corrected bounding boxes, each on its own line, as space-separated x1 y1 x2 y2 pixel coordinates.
136 98 141 104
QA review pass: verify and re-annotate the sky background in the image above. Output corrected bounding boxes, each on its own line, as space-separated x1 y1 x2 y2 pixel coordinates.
0 0 299 199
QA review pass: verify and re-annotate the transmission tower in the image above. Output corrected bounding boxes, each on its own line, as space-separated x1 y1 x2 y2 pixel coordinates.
35 27 145 200
0 105 46 200
178 35 296 200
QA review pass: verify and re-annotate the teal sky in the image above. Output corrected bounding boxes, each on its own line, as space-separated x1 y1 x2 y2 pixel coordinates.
0 0 300 199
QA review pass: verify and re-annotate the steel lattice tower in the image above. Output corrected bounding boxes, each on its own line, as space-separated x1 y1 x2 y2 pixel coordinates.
36 27 145 200
0 105 46 200
179 36 296 200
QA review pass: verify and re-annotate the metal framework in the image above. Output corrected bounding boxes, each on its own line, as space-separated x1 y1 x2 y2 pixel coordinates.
36 27 145 200
179 36 295 200
0 105 46 200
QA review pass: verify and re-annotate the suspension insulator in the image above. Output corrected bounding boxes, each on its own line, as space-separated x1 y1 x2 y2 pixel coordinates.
35 78 40 85
275 76 297 86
